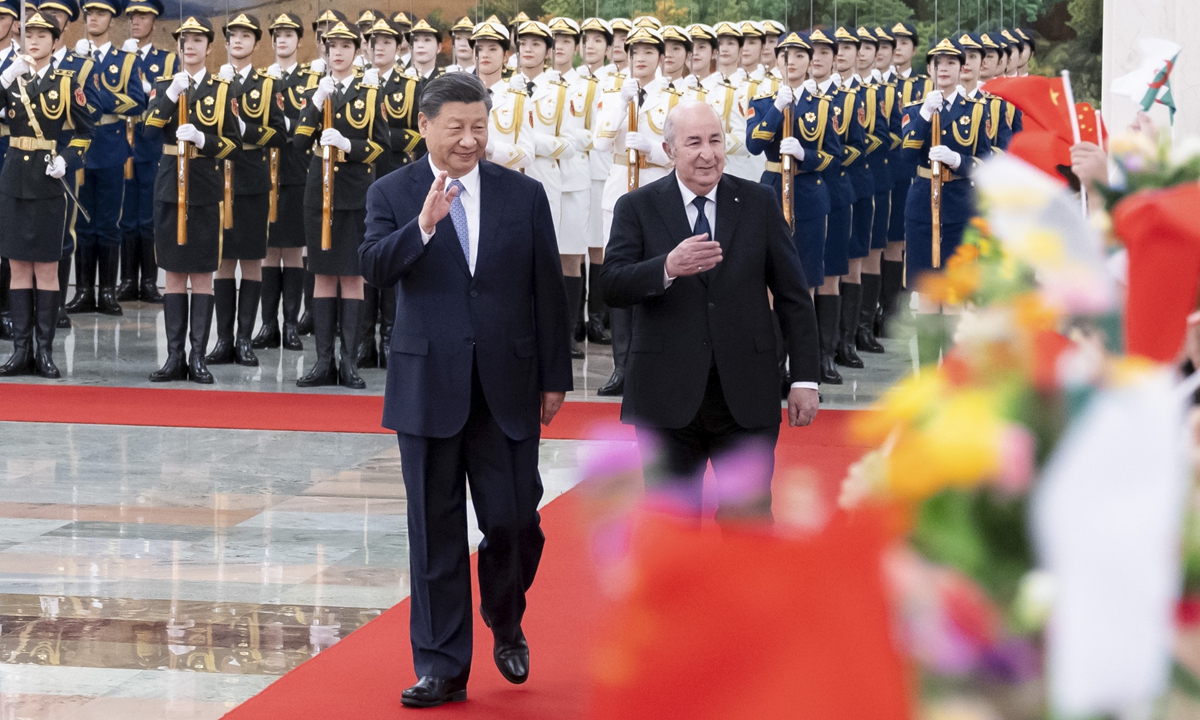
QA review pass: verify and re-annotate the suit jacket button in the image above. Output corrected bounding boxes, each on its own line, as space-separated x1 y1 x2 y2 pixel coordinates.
470 290 478 297
708 302 715 310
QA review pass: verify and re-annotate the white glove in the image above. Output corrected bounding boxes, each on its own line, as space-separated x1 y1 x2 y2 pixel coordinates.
122 38 140 54
802 79 818 95
928 144 961 169
166 72 191 102
176 123 205 149
619 77 639 105
362 68 379 86
508 73 527 92
920 90 944 121
773 83 793 111
218 64 235 82
311 75 337 106
45 155 66 179
750 66 766 81
267 63 281 77
320 127 352 153
309 58 326 75
625 131 652 153
74 39 93 57
780 136 805 161
0 54 29 87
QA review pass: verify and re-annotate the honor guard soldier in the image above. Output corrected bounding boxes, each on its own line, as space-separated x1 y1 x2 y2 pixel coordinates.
253 12 313 355
470 18 534 172
760 20 785 76
999 29 1025 135
747 32 840 292
445 15 475 73
0 0 21 342
0 11 93 378
293 20 389 389
900 38 991 363
873 24 908 338
608 18 631 74
958 32 1007 156
1014 27 1035 76
739 20 766 78
591 26 673 396
739 21 777 178
391 12 413 67
65 0 146 317
505 11 530 72
355 15 420 370
701 22 753 180
354 9 383 67
207 12 287 369
978 32 1015 151
116 0 173 304
688 23 717 83
408 19 444 97
144 15 240 384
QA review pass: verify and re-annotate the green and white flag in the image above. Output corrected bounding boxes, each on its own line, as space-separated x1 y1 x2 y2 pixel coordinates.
1112 37 1181 124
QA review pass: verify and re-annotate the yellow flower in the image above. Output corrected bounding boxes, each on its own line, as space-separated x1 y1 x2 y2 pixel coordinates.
886 390 1006 500
855 372 947 443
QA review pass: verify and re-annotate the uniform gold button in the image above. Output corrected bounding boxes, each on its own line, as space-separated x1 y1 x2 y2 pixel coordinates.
334 166 339 172
23 155 29 161
336 113 342 119
816 179 821 185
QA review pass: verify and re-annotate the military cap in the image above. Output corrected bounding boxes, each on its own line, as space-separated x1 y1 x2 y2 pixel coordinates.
322 20 361 48
409 18 442 42
37 0 79 22
834 26 860 45
609 18 632 33
979 31 1005 51
172 14 214 42
124 0 162 16
890 22 918 44
81 0 119 16
224 12 262 42
687 23 718 47
633 15 661 30
712 21 743 39
24 9 61 38
548 17 581 37
391 11 412 29
471 17 510 50
356 9 383 29
761 20 786 37
873 26 894 44
580 17 613 43
856 26 879 45
365 17 402 39
927 36 964 61
807 27 835 46
1000 28 1023 50
517 19 553 49
269 12 304 38
625 26 664 51
0 0 17 16
660 24 691 52
956 32 983 51
740 20 764 38
450 15 474 34
776 31 812 55
312 9 348 33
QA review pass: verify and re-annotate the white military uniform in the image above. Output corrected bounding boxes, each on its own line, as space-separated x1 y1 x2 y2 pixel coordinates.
573 64 609 250
741 66 779 179
519 69 572 240
485 78 535 170
556 65 597 255
592 74 674 241
699 69 754 180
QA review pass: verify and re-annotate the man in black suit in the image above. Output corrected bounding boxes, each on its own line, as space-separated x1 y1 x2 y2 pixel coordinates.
601 101 821 520
359 73 573 709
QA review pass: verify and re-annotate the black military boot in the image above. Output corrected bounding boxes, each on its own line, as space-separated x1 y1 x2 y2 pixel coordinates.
188 292 214 384
96 245 124 316
33 289 61 378
379 282 395 369
116 234 139 301
586 263 611 344
65 245 96 314
205 278 237 364
356 284 379 369
835 282 864 369
150 293 189 382
280 266 304 351
856 273 885 354
598 307 631 396
297 263 314 335
297 298 338 387
814 293 843 385
0 289 34 376
138 233 163 303
564 276 584 359
234 279 261 366
878 258 905 338
0 259 11 340
338 297 366 389
56 258 72 328
252 266 282 349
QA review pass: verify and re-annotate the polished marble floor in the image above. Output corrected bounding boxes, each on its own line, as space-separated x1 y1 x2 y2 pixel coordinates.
0 297 914 408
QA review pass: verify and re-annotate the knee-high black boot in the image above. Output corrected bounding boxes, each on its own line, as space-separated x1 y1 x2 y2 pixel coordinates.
150 293 189 382
65 245 96 313
56 258 72 328
878 259 904 338
378 283 394 369
586 262 611 344
835 282 864 369
34 289 61 378
814 294 843 385
356 284 380 369
0 259 11 340
96 245 124 316
117 233 140 301
252 266 282 349
138 233 163 303
280 266 304 351
598 306 630 396
0 288 34 376
297 297 338 387
206 278 237 364
856 273 885 353
339 297 366 389
564 275 584 359
297 260 314 335
188 293 214 384
235 279 261 366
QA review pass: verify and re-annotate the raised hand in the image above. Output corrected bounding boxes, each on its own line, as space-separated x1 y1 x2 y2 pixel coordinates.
665 233 723 278
418 171 461 235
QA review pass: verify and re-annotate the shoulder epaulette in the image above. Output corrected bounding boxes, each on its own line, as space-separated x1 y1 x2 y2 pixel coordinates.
903 99 923 108
753 89 775 101
54 69 75 78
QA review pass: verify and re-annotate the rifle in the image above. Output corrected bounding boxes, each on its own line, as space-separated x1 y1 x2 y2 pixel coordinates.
625 97 640 191
321 96 334 250
929 109 947 268
268 148 279 222
222 0 233 231
177 84 189 246
125 118 135 178
781 101 794 230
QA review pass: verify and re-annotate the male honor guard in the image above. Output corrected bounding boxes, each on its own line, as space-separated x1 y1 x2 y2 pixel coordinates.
66 0 146 317
116 0 174 304
0 10 93 378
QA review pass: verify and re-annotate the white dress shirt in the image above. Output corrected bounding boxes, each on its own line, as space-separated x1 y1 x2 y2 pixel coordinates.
669 174 819 392
420 155 482 274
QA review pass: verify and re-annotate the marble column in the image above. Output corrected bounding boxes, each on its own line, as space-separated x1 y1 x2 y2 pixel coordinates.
1102 0 1198 138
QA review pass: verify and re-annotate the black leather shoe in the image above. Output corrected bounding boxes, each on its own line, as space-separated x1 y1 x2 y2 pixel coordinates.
400 677 467 709
116 279 139 302
205 338 236 365
569 338 585 360
296 310 313 336
281 322 303 351
494 632 530 685
835 341 864 369
586 316 611 345
234 339 259 367
597 368 624 396
65 286 96 314
251 323 280 350
856 326 885 354
0 312 12 340
573 319 586 343
819 354 843 385
140 280 164 304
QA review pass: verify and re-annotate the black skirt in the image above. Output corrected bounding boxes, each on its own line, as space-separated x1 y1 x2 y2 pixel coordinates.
224 192 270 261
268 184 306 248
304 204 365 277
0 193 67 263
154 201 221 273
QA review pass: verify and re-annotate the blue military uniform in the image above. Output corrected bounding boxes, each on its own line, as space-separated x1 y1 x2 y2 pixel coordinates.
0 0 21 342
979 32 1015 152
117 0 175 303
834 27 874 270
67 0 147 317
901 39 993 275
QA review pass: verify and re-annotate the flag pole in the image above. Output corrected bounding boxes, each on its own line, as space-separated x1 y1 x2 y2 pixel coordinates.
1061 70 1087 216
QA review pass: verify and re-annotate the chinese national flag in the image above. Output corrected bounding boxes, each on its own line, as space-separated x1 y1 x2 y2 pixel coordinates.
986 76 1101 184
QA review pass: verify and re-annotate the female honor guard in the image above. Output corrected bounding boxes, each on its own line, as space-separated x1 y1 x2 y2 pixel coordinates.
143 16 240 384
901 38 991 364
253 12 313 354
576 18 615 346
207 13 287 369
471 18 534 172
293 20 389 389
0 11 92 377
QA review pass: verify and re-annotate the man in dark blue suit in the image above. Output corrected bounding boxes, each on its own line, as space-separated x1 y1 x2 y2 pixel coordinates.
359 72 573 709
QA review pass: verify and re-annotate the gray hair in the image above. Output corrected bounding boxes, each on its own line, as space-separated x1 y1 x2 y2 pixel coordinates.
419 72 493 119
663 100 723 149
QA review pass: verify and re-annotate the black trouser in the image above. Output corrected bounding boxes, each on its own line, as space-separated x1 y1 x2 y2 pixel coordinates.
397 360 544 683
635 364 779 521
